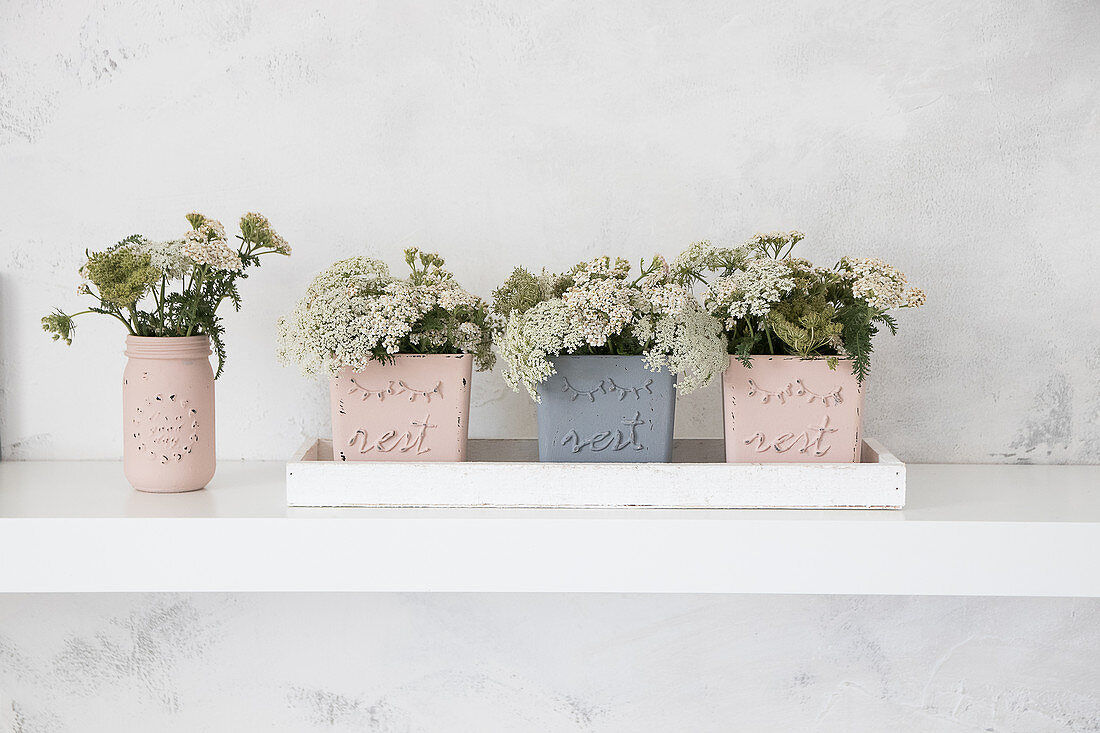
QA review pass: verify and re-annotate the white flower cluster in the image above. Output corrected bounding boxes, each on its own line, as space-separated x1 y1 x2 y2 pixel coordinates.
704 258 795 329
498 300 589 398
671 232 925 378
139 239 191 279
838 257 925 310
574 256 631 282
748 230 805 248
241 212 291 255
180 215 242 271
640 277 688 315
670 240 716 282
497 257 727 401
437 283 483 312
633 301 729 394
561 275 635 347
636 255 689 314
669 240 748 283
276 255 492 375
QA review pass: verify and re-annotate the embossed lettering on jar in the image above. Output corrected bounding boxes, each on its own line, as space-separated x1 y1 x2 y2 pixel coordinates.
722 355 863 463
122 335 216 492
330 354 473 462
537 355 676 463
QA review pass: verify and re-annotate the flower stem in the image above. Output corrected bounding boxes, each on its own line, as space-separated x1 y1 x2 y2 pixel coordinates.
184 266 207 336
157 277 167 335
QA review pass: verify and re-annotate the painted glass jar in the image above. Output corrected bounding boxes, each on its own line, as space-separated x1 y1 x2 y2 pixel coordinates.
537 355 676 463
329 354 473 462
123 335 216 492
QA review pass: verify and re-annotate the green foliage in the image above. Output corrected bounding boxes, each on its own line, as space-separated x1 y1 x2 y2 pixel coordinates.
41 310 75 345
836 300 877 383
400 302 496 371
729 331 758 367
768 309 844 359
492 267 545 319
404 247 447 285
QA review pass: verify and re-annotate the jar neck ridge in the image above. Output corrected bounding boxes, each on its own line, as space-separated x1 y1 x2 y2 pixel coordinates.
124 335 212 360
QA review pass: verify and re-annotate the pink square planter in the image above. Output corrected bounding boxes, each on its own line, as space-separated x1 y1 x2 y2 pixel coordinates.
329 354 473 462
721 355 864 463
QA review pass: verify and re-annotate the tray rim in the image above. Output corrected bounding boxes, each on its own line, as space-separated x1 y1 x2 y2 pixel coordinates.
286 437 906 510
289 436 902 467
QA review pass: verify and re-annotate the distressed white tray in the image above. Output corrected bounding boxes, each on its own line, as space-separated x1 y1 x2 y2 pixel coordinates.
286 438 905 509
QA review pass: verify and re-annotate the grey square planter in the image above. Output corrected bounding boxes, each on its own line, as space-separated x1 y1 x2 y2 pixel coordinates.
536 355 676 463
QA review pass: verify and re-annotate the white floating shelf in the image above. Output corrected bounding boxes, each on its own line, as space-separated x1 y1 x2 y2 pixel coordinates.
287 438 905 509
1 459 1099 596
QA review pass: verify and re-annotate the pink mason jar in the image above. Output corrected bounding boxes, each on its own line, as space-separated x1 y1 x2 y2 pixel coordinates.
122 335 216 492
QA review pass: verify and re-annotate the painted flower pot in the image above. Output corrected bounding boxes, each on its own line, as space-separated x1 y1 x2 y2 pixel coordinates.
330 354 473 462
537 355 676 463
123 335 215 493
721 355 863 463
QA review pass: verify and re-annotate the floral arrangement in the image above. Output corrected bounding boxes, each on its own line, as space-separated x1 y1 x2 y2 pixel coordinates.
275 248 494 375
492 255 728 400
42 212 291 376
673 231 925 382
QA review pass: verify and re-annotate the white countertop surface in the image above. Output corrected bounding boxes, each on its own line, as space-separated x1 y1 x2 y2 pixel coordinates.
1 460 1098 595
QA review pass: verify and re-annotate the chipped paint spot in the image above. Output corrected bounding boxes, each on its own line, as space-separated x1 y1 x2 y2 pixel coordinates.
285 687 405 729
1010 374 1073 462
560 695 607 726
4 434 54 461
50 597 213 711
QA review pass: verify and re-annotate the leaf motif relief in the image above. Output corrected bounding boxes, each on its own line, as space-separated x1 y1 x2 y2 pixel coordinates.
560 377 655 402
348 379 442 403
560 377 605 402
605 378 653 401
746 379 843 407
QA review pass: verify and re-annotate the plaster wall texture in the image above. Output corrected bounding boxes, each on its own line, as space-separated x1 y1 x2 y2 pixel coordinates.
2 4 1100 730
2 0 1099 463
1 593 1099 732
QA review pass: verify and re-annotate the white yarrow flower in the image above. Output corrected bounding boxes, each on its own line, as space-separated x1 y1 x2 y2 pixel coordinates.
496 256 727 401
839 256 919 310
705 258 795 328
181 217 242 271
138 239 191 279
276 254 493 374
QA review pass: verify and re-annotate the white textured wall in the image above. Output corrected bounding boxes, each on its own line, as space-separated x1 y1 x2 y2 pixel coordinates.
3 5 1100 730
2 0 1099 463
1 594 1098 732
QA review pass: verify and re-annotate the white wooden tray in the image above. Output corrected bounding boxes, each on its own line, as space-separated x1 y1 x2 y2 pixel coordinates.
286 438 905 509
